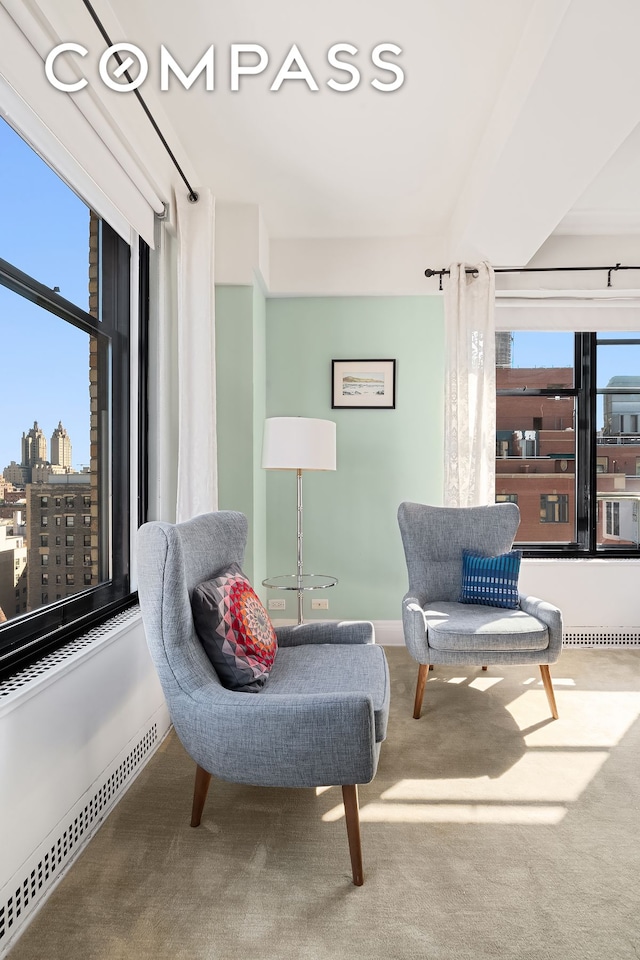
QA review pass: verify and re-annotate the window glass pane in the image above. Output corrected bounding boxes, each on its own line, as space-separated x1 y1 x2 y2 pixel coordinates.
0 289 101 623
496 332 576 543
0 119 91 313
497 331 574 388
596 331 640 546
597 342 640 392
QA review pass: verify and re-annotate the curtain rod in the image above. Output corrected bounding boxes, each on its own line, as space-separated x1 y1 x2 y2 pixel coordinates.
81 0 199 203
424 264 640 292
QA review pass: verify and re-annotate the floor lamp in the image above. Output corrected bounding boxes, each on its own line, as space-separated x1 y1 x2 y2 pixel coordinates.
262 417 337 623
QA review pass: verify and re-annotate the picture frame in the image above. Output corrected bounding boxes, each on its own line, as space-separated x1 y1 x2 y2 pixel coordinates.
331 359 396 409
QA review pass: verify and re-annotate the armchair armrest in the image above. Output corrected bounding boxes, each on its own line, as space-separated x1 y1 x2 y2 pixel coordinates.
183 686 378 787
275 620 374 647
519 593 563 663
401 592 429 662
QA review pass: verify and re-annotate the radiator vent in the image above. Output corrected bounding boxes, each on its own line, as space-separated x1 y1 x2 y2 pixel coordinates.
0 606 140 698
563 629 640 647
0 722 157 950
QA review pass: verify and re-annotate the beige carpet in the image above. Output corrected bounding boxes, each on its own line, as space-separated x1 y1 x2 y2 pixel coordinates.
8 646 640 960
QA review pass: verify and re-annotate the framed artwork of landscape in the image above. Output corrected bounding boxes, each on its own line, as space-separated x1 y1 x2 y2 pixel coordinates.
331 359 396 409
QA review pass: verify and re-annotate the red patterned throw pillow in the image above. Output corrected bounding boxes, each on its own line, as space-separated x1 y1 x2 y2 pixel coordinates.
191 563 277 692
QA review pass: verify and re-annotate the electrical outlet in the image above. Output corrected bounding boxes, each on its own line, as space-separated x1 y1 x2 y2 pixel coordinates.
268 598 286 611
311 598 329 610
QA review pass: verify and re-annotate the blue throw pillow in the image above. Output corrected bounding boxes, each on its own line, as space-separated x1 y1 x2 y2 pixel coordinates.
459 549 522 609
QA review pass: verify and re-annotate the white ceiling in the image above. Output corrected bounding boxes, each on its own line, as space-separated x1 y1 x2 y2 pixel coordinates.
55 0 640 262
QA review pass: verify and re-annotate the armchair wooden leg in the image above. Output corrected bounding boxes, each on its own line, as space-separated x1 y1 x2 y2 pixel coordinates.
539 664 559 720
413 663 430 719
342 785 364 886
191 764 212 827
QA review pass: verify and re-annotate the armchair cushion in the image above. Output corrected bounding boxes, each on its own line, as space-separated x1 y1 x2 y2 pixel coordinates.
426 601 549 652
459 549 521 609
191 563 277 692
262 643 389 743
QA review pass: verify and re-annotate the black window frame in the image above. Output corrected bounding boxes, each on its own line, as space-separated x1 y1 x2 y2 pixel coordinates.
0 222 149 678
498 332 640 557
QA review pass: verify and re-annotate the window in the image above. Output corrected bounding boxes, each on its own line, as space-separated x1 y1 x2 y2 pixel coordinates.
66 535 74 547
497 330 640 554
84 535 91 547
83 554 91 566
66 555 74 566
540 494 569 524
496 493 518 504
41 573 48 585
0 118 147 676
84 573 92 585
604 501 621 538
40 535 48 547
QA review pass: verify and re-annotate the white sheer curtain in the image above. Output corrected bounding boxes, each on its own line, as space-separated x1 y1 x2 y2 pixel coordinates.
175 189 218 521
443 262 496 507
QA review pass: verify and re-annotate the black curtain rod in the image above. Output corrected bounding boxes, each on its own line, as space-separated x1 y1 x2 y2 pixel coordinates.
424 263 640 291
81 0 199 203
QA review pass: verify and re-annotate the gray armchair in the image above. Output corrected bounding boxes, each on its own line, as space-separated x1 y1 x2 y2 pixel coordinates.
137 511 389 885
398 501 562 721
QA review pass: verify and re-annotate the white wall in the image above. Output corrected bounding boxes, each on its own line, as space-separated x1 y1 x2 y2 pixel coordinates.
520 558 640 629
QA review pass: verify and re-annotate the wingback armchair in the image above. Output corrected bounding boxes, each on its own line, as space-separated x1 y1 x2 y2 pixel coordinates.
137 511 389 885
398 501 563 721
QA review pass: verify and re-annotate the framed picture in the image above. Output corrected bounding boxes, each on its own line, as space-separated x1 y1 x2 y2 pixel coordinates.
331 359 396 409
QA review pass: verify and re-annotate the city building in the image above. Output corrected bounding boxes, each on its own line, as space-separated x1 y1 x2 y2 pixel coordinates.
24 479 97 613
0 513 28 620
496 364 640 545
50 421 72 469
20 421 47 472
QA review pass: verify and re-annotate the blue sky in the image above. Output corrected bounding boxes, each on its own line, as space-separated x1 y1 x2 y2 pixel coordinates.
0 119 91 472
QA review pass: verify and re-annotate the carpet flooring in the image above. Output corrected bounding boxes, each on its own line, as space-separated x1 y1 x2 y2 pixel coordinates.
7 646 640 960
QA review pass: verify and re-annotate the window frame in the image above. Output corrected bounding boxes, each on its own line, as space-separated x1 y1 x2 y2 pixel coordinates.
497 331 640 557
0 221 149 678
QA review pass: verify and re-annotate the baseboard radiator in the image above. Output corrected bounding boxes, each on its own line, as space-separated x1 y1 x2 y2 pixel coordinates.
0 606 170 956
562 629 640 647
0 721 160 951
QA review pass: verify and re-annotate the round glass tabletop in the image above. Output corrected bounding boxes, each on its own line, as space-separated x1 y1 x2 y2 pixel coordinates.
262 574 338 590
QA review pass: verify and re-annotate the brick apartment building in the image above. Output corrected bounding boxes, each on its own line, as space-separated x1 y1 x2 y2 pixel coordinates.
496 366 640 545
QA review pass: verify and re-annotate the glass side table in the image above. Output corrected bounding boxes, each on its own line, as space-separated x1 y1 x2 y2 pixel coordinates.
262 573 338 625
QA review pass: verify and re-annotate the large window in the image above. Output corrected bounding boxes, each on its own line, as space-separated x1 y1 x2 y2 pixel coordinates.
496 330 640 554
0 119 147 675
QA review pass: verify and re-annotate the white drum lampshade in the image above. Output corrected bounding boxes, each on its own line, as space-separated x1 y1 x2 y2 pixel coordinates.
262 417 337 471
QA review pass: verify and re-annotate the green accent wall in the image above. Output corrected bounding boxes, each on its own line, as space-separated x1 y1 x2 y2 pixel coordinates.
215 284 267 593
265 296 444 621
